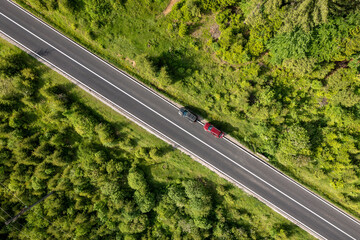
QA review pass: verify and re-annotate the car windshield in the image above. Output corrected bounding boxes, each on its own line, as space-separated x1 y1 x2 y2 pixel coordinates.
208 126 213 131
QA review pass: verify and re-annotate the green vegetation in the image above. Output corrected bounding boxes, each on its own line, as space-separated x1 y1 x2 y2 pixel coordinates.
14 0 360 218
0 38 313 239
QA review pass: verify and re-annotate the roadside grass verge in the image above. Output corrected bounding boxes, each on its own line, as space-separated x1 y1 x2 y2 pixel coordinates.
0 37 314 239
12 0 360 220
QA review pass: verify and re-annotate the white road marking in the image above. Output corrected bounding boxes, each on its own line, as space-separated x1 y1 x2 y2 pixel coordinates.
0 30 329 240
7 0 360 227
223 137 360 226
6 0 179 110
0 8 358 239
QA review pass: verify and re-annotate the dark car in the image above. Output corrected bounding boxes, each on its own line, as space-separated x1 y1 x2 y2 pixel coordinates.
178 108 197 122
204 123 224 138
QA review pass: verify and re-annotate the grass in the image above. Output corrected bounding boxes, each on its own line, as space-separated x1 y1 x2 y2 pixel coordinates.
0 36 314 239
12 0 360 219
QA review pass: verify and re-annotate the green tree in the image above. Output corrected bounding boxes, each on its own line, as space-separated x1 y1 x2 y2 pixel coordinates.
27 0 48 10
128 167 147 190
8 110 31 129
276 125 311 165
119 214 148 234
135 54 156 80
95 123 117 147
63 104 99 137
157 67 172 86
58 0 83 13
267 29 311 64
134 188 155 213
168 184 187 207
282 58 318 78
178 23 188 37
183 180 212 218
281 0 360 32
84 0 112 28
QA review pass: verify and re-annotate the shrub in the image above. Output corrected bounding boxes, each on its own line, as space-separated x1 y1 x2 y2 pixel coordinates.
178 23 188 37
128 167 147 190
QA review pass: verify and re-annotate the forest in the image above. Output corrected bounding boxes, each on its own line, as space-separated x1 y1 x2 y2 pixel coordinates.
4 0 360 235
0 39 313 239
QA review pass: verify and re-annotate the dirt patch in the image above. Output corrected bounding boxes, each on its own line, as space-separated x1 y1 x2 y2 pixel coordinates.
163 0 182 15
209 23 221 40
319 97 328 107
125 58 136 67
117 54 136 67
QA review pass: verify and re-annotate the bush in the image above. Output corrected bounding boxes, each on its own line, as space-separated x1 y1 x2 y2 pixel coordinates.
267 29 311 64
178 23 188 37
27 0 47 10
58 0 83 13
64 104 99 137
134 188 155 213
95 123 117 147
128 167 147 190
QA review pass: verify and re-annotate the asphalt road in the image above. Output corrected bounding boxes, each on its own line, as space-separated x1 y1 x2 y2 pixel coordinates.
0 1 359 239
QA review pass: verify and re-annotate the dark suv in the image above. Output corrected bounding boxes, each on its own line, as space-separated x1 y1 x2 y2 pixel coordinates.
178 108 197 122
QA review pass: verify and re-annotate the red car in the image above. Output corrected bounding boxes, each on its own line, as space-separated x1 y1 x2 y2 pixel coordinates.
204 123 224 138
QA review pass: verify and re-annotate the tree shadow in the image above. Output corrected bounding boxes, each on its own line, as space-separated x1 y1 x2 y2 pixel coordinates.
40 83 76 104
248 91 256 106
155 145 174 157
140 163 168 196
149 49 198 83
119 0 127 6
1 51 30 76
303 119 327 152
112 121 130 134
236 207 251 216
343 192 360 203
187 22 203 35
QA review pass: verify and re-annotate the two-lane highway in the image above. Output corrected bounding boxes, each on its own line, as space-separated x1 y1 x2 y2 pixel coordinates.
1 0 359 239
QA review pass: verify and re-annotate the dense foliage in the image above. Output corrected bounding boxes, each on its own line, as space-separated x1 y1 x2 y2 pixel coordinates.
10 0 360 221
14 0 360 224
0 40 312 239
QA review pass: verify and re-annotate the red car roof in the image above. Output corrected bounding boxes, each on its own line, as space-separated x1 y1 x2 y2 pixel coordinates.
204 123 223 138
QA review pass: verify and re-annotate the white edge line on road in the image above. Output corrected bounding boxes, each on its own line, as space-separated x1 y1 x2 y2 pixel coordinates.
0 11 357 240
6 0 179 110
0 30 328 240
7 0 360 227
223 137 360 226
